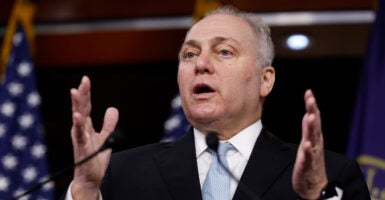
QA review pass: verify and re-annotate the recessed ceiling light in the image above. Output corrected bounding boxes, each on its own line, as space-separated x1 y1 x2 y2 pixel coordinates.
286 34 310 51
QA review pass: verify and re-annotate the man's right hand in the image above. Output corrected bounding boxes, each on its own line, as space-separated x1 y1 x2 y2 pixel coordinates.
70 76 119 200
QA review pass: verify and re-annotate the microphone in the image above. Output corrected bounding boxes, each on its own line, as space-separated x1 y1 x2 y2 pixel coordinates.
206 133 261 200
11 130 125 200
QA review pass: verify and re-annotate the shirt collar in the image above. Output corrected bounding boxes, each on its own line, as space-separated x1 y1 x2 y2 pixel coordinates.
194 120 263 160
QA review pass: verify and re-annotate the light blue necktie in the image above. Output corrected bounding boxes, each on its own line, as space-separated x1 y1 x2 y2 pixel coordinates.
202 142 233 200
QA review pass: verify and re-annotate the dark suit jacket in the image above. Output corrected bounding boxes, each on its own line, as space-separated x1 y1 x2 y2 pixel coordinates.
100 129 370 200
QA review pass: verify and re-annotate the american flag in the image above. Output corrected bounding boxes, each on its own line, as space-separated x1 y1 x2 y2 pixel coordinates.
161 95 190 142
0 23 54 199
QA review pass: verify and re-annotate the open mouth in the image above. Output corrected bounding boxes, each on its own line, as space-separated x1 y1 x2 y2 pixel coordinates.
193 83 215 94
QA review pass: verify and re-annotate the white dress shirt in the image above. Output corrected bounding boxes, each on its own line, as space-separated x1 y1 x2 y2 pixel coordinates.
194 120 262 199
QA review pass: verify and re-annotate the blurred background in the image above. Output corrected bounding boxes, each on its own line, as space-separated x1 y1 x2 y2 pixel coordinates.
0 0 377 198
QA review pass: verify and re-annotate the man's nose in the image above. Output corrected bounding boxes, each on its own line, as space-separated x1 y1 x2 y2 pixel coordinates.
195 54 214 74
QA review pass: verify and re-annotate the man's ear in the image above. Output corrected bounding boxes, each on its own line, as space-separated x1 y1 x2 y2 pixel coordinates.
260 66 275 97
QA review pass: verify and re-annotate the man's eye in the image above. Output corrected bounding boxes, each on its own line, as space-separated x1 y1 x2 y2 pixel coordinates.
219 50 232 56
185 52 196 59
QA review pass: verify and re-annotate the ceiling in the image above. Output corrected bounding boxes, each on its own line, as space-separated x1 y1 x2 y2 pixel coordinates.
0 0 376 67
0 0 374 22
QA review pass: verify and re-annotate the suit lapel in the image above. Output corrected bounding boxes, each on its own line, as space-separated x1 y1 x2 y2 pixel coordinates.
154 128 295 200
154 130 202 200
233 129 296 199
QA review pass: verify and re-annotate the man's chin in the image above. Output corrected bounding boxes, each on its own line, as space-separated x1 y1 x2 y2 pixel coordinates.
189 113 223 128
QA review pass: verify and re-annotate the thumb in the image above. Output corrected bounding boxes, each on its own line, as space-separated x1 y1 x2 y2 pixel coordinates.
100 107 119 141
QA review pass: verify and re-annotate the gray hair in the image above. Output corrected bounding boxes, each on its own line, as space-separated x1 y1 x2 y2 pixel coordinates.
206 5 275 67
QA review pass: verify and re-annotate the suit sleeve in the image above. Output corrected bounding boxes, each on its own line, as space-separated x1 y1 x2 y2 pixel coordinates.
333 159 371 200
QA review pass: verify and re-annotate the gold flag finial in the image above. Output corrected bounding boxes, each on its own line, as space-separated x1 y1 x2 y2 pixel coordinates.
192 0 222 23
0 0 35 76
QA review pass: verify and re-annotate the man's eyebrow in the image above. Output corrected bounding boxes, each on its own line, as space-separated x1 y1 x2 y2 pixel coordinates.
181 40 200 49
182 37 239 48
179 37 240 55
211 36 240 46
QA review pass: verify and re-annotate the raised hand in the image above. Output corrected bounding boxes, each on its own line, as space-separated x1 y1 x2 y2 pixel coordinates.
292 89 328 200
70 76 119 200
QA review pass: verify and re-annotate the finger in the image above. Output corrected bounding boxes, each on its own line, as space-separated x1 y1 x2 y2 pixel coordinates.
71 113 96 149
99 107 119 140
296 141 313 172
302 90 322 145
91 108 119 167
304 89 318 114
71 76 92 117
78 76 92 116
302 112 317 143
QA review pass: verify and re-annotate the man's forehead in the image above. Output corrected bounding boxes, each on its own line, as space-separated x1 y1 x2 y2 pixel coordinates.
185 14 252 42
193 14 251 33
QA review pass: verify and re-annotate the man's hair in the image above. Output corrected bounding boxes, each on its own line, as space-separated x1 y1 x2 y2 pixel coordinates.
206 5 275 67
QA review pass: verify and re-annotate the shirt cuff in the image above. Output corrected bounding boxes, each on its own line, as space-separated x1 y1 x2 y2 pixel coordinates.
297 187 343 200
326 187 343 200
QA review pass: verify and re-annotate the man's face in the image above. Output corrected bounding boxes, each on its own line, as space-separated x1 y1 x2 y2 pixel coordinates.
177 14 274 137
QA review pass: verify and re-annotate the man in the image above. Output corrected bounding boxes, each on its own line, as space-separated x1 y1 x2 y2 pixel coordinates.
65 6 370 200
